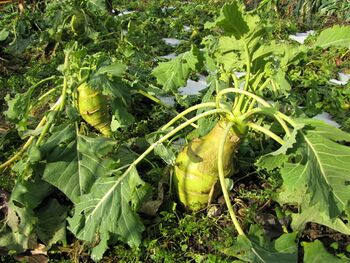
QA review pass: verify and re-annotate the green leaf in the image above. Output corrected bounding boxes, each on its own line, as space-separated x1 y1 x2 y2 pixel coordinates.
0 29 9 41
0 179 53 252
152 46 202 92
315 25 350 49
4 90 33 130
225 225 297 262
96 62 127 77
146 130 176 165
291 205 350 235
28 145 42 164
35 199 68 246
68 166 148 261
303 240 349 263
256 122 304 170
111 101 135 131
275 119 350 234
215 36 243 72
42 124 116 203
205 2 252 38
87 0 108 14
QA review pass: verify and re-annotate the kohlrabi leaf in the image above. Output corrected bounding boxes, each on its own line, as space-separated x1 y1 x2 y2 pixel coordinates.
68 166 148 261
152 45 202 92
0 28 9 41
95 62 127 77
266 119 350 234
111 100 135 131
215 36 243 72
205 2 258 39
303 240 349 262
291 205 350 235
0 178 54 252
315 25 350 49
146 130 176 165
42 124 116 203
35 198 68 246
256 123 304 170
225 225 297 262
4 89 34 131
279 119 350 213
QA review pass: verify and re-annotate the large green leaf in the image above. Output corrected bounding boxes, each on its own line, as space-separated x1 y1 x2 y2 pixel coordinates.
205 2 258 39
68 166 148 261
152 45 202 92
42 124 116 203
260 119 350 234
315 25 350 49
279 119 350 215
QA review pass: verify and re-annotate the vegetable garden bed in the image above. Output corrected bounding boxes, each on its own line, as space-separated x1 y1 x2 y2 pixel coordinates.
1 0 350 262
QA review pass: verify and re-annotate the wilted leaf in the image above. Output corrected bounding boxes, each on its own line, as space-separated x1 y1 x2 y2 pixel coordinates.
0 179 53 253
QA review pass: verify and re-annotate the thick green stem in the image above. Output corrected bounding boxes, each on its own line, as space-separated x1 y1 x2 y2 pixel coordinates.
216 88 271 112
217 122 245 236
161 102 217 131
231 73 241 109
0 118 45 171
246 78 271 113
30 75 57 90
0 93 65 170
234 43 251 113
243 43 251 92
216 88 294 136
37 87 58 102
58 52 70 111
247 123 285 145
36 53 70 146
241 107 294 137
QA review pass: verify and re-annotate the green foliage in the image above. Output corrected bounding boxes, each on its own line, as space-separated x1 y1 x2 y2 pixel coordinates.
226 225 298 262
1 0 350 262
152 45 203 92
258 119 350 234
303 240 349 262
315 25 350 49
41 124 116 202
0 178 66 253
68 166 149 261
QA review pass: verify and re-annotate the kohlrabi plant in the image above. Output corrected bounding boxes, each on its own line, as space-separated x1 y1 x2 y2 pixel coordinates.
148 2 350 260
